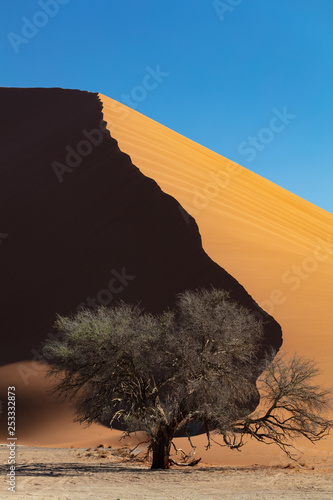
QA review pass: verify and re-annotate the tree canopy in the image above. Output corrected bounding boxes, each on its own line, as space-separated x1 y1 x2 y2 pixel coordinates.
43 289 264 468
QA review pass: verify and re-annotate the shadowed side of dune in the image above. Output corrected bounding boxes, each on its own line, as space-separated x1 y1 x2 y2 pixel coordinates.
0 88 282 369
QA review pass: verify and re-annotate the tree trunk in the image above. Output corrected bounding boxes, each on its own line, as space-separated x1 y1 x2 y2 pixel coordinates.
151 426 173 469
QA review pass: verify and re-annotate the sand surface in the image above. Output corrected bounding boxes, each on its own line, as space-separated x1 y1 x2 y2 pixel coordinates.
1 88 332 468
1 445 333 500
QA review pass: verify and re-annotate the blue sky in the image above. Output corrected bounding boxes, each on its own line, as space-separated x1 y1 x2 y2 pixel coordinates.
1 0 332 213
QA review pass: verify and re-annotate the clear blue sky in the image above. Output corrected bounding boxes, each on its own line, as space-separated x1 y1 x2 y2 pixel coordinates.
1 0 332 213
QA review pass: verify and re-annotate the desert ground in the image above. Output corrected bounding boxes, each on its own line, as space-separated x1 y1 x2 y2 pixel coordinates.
1 444 333 500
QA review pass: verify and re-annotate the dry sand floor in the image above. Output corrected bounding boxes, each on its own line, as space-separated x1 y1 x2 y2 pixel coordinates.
1 445 333 500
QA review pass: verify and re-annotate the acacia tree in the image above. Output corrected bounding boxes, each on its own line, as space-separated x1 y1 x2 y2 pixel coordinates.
42 289 333 468
42 289 264 469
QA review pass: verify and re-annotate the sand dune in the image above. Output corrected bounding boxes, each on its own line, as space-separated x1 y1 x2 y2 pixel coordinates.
0 362 132 448
100 93 333 373
99 94 333 463
1 88 332 466
0 88 280 367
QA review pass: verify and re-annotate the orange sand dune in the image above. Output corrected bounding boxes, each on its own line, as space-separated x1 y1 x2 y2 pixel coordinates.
1 88 332 466
100 95 333 463
100 93 333 373
0 361 145 449
0 88 280 366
